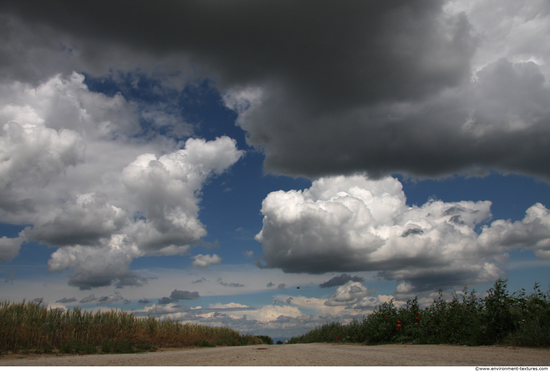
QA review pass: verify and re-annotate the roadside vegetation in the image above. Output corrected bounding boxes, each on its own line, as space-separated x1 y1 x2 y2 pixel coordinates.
288 279 550 347
0 301 267 355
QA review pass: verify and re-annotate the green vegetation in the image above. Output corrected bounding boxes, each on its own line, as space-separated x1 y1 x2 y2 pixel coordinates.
288 279 550 347
0 301 261 355
256 335 274 345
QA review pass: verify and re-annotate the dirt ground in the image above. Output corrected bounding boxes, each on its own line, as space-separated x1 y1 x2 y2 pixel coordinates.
1 343 549 366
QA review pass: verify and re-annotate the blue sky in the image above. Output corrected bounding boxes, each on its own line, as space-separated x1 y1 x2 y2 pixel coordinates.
1 0 550 339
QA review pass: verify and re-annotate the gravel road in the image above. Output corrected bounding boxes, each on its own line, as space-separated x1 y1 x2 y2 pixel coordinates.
1 343 549 366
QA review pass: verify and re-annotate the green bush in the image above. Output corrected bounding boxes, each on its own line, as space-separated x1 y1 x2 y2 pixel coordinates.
256 335 274 345
288 279 550 347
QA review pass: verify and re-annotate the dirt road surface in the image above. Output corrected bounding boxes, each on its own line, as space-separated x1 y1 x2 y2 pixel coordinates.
1 343 549 366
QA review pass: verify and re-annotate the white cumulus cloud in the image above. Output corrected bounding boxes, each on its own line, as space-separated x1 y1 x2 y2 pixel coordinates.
192 254 222 268
257 174 550 293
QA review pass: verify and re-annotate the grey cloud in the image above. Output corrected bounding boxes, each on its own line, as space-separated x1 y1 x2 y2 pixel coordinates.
27 193 128 247
4 1 548 181
115 274 149 289
320 274 364 288
277 283 286 290
138 299 151 305
96 292 124 305
192 277 207 284
79 294 97 304
217 278 244 288
266 282 274 288
170 289 200 301
48 238 148 290
158 297 176 305
0 234 25 262
0 2 469 98
136 303 254 319
55 297 77 304
401 228 424 238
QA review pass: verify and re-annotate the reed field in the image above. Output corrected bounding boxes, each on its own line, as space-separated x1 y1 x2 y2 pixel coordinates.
288 279 550 347
0 301 262 355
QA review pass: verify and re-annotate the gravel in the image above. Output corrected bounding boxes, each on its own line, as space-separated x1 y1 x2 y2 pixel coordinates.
1 343 549 366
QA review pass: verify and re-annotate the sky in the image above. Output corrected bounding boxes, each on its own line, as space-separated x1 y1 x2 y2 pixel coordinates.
1 0 550 339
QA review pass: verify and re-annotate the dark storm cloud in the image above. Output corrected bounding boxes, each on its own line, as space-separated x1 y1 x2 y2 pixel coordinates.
3 0 538 181
2 1 549 180
66 270 148 291
0 1 465 98
158 297 176 305
170 289 200 301
319 274 364 288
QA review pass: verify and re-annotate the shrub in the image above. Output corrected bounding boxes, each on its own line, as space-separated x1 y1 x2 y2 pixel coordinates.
287 279 550 347
256 335 274 345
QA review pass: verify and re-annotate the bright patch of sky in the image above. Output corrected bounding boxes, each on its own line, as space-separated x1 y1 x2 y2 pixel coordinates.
1 0 550 339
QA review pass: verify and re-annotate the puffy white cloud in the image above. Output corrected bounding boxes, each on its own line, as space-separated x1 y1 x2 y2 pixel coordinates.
209 302 249 309
477 203 550 259
120 136 244 253
43 136 243 289
0 72 141 139
324 282 376 308
192 254 222 268
0 121 85 214
0 67 244 289
0 233 25 262
257 174 550 292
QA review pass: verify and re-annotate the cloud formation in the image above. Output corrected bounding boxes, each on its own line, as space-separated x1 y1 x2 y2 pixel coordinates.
0 234 25 262
170 289 200 301
257 174 550 292
45 135 242 289
324 282 377 308
192 254 222 268
320 274 364 288
0 72 243 289
0 1 548 181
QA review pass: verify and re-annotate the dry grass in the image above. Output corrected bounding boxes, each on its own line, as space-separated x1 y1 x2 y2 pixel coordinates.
0 300 260 355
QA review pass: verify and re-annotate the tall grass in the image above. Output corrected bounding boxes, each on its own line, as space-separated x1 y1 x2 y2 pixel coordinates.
0 301 262 355
288 279 550 347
